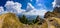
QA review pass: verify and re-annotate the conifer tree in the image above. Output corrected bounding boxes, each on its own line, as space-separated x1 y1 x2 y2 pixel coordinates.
20 15 28 24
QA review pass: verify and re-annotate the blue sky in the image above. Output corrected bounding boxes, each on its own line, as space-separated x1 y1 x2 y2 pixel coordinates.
0 0 54 11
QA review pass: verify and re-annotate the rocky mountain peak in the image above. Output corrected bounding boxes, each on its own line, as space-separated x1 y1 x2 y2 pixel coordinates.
44 7 60 18
53 7 60 13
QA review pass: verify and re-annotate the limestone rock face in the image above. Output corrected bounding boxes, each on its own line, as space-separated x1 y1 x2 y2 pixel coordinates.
44 7 60 18
0 13 23 28
53 7 60 13
46 17 60 28
44 7 60 28
44 11 56 18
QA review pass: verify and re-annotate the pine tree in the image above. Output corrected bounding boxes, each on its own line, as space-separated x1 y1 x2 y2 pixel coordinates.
20 15 28 24
33 15 40 24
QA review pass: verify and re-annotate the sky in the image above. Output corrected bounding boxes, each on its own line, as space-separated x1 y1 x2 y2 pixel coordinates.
0 0 54 10
0 0 55 17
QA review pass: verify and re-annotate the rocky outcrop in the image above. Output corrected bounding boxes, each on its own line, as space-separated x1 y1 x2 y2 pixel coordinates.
44 7 60 28
53 7 60 13
46 17 60 28
44 7 60 18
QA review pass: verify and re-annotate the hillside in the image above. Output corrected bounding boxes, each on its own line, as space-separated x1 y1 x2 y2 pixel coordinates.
0 13 48 28
0 13 24 28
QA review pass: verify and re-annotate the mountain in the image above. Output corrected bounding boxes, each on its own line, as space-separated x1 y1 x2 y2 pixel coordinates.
44 7 60 18
44 7 60 28
53 7 60 13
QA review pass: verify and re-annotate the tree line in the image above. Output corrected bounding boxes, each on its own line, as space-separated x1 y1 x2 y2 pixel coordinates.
18 15 44 25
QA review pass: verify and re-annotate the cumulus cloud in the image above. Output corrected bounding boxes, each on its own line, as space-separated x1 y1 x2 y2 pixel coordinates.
0 6 4 13
26 3 35 12
52 0 60 7
5 1 25 14
4 1 47 17
0 6 8 14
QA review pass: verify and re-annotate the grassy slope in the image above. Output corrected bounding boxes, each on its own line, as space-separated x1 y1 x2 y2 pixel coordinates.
0 13 24 28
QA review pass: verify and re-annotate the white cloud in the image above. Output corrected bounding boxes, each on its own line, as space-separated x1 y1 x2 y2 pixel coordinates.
24 9 47 16
24 3 47 17
52 0 56 7
5 1 25 14
0 6 8 14
26 3 35 12
37 3 47 9
37 4 42 6
52 0 60 7
4 1 47 17
0 6 4 13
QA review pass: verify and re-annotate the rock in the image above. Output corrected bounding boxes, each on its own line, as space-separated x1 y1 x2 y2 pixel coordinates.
53 7 60 13
44 7 60 18
44 7 60 28
46 17 60 28
44 11 56 18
